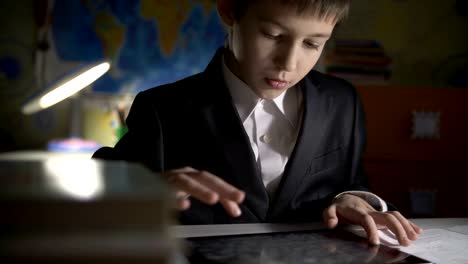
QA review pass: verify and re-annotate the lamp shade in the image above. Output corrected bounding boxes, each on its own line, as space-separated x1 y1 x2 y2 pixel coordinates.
22 60 111 114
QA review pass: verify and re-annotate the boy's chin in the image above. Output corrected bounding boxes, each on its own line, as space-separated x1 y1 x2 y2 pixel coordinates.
255 88 288 100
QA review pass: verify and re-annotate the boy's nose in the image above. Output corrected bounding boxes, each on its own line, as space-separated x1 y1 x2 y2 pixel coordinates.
274 44 299 72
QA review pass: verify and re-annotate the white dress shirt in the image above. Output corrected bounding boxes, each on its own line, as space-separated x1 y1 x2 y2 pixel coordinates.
222 59 301 195
221 59 387 211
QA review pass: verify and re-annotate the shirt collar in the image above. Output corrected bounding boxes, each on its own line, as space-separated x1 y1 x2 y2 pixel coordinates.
222 57 300 127
222 57 259 122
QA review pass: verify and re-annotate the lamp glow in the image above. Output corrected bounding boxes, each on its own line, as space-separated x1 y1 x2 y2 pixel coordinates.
45 157 104 200
22 61 110 114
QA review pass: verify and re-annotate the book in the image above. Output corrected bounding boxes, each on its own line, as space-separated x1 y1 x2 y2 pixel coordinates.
0 153 179 263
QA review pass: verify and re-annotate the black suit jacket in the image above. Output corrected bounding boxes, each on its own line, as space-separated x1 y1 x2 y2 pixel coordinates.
93 48 369 224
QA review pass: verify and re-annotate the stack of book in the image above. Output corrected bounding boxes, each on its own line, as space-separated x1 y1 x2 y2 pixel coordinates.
324 39 392 85
0 152 180 264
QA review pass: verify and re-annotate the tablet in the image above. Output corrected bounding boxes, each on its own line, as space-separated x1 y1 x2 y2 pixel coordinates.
185 229 431 264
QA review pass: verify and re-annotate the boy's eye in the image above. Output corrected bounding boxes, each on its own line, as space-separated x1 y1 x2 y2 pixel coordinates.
261 30 281 40
304 41 320 50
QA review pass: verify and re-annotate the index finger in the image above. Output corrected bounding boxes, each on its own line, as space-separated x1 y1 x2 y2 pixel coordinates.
373 213 411 246
361 214 380 246
187 170 245 203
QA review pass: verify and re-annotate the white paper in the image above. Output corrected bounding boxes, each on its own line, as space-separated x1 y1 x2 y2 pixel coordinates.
345 224 468 264
398 229 468 264
448 225 468 236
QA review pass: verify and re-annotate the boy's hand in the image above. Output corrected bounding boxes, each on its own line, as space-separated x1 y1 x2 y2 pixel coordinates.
322 194 423 246
163 167 245 217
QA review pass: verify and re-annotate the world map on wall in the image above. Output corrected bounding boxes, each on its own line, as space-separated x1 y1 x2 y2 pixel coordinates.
51 0 225 94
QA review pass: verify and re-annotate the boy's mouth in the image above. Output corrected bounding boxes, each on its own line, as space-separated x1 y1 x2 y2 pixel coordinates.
265 78 288 89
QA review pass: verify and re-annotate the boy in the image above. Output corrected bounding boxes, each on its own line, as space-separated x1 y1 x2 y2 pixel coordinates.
93 0 422 246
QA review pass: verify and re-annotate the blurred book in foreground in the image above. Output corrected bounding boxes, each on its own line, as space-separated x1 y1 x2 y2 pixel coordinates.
0 152 180 264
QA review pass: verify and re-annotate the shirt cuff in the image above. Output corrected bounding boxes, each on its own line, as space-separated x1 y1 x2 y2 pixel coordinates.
334 191 388 212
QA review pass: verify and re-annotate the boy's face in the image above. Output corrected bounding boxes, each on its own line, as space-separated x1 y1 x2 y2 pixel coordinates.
222 0 336 99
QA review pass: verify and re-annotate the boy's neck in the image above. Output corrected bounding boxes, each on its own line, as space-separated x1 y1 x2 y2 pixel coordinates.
222 48 240 81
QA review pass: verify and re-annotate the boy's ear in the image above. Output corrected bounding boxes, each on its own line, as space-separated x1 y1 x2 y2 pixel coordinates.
217 0 235 26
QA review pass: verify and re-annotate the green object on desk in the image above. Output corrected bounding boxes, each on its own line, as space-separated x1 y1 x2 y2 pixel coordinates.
116 126 128 140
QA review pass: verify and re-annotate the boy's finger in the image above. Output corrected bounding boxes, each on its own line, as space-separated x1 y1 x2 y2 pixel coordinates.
373 213 410 246
176 197 191 210
388 211 418 240
165 167 199 183
188 170 245 203
322 204 338 229
168 166 199 174
220 199 242 217
171 173 219 205
361 214 380 246
175 191 191 210
410 221 423 234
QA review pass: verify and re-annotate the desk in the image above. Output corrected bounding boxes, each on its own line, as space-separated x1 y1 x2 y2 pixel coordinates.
172 218 468 238
172 218 468 264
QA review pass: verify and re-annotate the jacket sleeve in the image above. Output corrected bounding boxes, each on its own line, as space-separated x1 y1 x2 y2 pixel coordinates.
92 92 165 173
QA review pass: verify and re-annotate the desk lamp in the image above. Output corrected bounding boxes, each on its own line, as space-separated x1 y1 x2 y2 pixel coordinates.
21 60 111 152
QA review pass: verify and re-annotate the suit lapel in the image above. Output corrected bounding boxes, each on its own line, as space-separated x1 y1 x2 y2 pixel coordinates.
197 49 270 221
268 75 330 219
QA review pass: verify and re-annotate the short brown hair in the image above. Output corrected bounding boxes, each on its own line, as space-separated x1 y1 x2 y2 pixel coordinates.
231 0 351 24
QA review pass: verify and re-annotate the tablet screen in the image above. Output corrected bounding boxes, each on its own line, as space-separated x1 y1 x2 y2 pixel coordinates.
185 229 430 264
